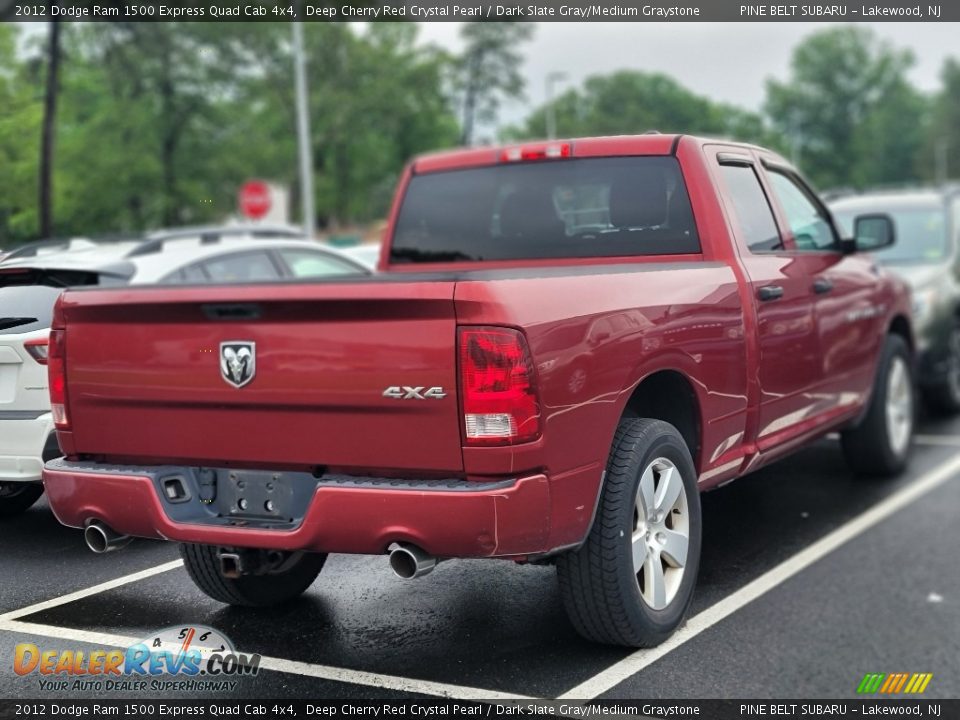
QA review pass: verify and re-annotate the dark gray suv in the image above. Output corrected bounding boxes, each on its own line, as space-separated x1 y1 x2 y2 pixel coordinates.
831 187 960 414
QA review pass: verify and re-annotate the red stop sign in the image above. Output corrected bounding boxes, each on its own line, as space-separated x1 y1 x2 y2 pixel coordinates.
239 180 271 220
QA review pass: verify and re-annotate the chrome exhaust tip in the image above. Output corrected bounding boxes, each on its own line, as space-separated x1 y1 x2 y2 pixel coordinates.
84 521 132 554
388 542 438 579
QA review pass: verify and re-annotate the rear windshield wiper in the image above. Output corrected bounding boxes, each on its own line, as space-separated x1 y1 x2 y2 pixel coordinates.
0 317 36 331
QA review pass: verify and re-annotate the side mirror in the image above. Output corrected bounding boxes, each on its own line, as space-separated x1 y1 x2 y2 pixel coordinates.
843 213 895 253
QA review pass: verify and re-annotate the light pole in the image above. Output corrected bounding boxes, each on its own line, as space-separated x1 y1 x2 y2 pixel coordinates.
292 15 315 239
545 71 568 140
935 138 949 186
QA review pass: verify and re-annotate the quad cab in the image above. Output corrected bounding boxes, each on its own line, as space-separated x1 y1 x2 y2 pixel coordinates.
43 136 914 646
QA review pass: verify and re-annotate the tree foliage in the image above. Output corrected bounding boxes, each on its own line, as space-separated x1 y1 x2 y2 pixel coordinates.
0 22 460 245
0 24 43 241
3 22 960 247
765 26 925 188
509 70 771 145
453 21 533 145
926 58 960 183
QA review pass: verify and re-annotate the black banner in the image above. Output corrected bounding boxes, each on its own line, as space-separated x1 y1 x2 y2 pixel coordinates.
1 0 958 23
0 700 957 720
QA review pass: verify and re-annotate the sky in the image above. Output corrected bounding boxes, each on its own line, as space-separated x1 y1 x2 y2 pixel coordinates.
416 22 959 129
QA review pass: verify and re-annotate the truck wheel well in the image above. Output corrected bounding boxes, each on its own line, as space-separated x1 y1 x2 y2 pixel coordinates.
623 371 701 471
888 315 913 352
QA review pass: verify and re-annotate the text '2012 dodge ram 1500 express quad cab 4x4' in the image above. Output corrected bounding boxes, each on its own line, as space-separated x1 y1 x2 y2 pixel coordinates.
43 135 914 647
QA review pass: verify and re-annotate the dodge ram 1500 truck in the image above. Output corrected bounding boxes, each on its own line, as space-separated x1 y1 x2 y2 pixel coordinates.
43 135 914 648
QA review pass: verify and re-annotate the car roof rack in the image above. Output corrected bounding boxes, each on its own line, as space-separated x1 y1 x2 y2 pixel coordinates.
2 237 88 261
127 225 305 258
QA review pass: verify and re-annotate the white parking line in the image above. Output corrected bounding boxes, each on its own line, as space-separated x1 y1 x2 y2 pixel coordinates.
559 451 960 699
0 618 532 701
914 434 960 447
0 560 183 622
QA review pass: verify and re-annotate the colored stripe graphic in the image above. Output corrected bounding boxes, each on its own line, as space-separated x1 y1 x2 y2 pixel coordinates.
858 674 885 693
904 674 920 694
858 673 932 694
893 674 909 693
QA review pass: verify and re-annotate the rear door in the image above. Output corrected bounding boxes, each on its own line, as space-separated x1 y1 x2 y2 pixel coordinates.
711 149 824 449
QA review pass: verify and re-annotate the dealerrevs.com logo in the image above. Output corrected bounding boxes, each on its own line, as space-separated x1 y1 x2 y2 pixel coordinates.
14 625 261 693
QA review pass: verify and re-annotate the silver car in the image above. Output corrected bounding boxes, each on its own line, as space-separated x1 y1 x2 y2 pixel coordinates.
831 187 960 414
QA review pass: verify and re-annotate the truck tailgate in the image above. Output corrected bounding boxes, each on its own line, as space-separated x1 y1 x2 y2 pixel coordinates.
57 281 463 472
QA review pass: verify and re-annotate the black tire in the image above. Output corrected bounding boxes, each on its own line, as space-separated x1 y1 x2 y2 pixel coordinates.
179 543 326 607
0 483 44 517
923 325 960 416
842 334 914 477
556 418 702 647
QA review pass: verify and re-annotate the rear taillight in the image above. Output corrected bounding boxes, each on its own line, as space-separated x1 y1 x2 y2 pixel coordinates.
23 337 49 364
458 327 541 446
47 329 68 429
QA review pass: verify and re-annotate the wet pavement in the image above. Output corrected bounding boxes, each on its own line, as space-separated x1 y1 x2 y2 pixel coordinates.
2 416 959 701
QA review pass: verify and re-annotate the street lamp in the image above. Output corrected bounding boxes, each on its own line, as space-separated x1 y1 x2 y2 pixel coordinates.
545 72 569 140
292 15 315 239
935 138 949 185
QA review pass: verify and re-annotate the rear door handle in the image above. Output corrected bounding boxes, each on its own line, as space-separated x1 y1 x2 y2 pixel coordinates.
812 277 834 294
757 285 784 302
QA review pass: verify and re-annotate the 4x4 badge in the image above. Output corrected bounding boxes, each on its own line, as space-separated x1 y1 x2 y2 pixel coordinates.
220 341 256 388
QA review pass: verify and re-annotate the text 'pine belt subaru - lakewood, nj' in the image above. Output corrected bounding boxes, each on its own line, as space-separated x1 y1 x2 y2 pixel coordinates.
42 135 914 647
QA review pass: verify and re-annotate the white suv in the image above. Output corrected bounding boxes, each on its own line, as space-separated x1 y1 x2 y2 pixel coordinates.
0 286 62 516
0 234 369 516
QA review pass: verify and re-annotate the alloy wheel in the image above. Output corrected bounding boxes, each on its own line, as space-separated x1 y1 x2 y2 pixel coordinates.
632 457 690 610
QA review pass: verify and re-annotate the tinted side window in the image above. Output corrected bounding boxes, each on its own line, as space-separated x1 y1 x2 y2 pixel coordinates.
719 165 782 252
200 251 281 283
161 263 209 285
767 171 837 251
278 249 363 278
181 264 209 283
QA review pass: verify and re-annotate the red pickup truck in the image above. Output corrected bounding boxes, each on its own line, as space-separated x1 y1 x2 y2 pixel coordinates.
43 135 914 648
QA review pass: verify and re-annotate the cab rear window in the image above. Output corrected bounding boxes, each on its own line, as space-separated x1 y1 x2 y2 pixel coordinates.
391 156 699 263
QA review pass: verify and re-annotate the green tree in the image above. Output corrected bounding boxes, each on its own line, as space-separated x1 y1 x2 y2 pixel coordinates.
925 58 960 183
44 22 246 233
39 12 63 238
299 23 458 226
0 24 43 244
852 77 929 186
1 22 460 240
765 27 922 188
453 22 533 146
510 70 771 146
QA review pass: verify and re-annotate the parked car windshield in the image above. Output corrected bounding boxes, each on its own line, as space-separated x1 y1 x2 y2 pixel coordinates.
833 206 949 264
391 156 700 262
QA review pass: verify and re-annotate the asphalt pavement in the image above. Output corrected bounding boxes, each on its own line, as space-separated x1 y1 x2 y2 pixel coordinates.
1 414 958 702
